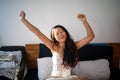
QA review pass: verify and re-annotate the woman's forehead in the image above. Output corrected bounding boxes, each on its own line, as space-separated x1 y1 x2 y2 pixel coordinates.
54 27 63 32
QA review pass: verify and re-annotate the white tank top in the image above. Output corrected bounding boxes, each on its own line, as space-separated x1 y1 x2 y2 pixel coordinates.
51 51 71 77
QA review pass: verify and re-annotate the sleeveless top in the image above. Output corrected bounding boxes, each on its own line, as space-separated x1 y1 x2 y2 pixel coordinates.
51 51 71 77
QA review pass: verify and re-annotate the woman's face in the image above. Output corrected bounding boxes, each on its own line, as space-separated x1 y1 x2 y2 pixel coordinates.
53 27 67 43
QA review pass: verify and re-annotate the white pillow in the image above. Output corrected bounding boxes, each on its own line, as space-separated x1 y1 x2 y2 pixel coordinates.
37 57 52 80
71 59 110 80
37 57 110 80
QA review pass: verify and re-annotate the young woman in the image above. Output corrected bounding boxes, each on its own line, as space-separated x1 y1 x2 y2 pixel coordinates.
19 11 95 80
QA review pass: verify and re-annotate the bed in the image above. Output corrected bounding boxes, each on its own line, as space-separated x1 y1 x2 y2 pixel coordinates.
0 46 27 80
24 43 120 80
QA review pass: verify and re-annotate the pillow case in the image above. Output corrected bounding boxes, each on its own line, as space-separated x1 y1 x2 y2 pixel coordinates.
37 57 52 80
37 57 110 80
71 59 110 80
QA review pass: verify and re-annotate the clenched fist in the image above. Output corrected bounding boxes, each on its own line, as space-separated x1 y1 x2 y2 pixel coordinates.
77 14 87 23
19 11 26 20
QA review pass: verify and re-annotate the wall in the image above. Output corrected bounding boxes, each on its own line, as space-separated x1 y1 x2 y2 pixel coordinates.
0 0 120 46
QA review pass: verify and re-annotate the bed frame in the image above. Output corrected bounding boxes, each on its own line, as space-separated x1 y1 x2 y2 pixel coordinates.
25 44 39 70
24 43 120 80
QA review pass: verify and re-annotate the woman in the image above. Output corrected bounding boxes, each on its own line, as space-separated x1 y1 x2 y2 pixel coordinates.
19 11 95 80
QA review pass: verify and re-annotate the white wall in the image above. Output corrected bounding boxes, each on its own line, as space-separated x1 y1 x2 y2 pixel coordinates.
0 0 120 46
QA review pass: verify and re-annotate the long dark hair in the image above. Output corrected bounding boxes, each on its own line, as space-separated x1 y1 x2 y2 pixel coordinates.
51 25 79 68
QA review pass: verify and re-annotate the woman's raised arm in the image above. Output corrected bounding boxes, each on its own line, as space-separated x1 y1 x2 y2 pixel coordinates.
75 14 95 49
19 11 53 50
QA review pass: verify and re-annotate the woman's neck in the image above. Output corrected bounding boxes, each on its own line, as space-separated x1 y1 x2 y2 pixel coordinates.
58 42 65 49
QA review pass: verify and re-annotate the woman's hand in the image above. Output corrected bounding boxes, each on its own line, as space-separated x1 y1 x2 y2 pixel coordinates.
77 14 87 23
19 11 26 20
